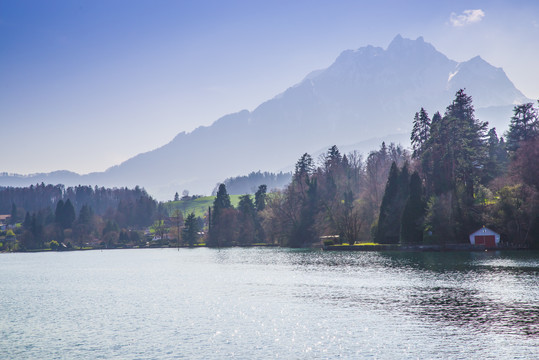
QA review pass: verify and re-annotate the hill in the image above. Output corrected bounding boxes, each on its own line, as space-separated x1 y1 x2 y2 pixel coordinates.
163 195 242 218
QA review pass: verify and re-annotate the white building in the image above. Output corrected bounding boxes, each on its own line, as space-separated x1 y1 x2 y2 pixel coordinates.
469 227 500 248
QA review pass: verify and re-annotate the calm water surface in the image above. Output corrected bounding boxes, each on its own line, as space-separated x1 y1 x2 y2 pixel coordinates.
1 248 537 359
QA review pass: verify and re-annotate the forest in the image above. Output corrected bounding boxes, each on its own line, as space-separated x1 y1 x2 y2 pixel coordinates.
0 185 158 250
212 171 292 195
1 90 538 251
207 90 539 249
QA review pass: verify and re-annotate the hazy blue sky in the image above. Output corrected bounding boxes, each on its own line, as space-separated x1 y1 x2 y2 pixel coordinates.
1 0 538 175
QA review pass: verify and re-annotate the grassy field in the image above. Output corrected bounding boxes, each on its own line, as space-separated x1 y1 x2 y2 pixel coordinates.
163 195 242 218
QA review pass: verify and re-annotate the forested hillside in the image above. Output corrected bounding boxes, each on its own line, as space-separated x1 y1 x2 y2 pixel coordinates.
212 171 292 195
2 90 537 251
0 36 529 199
0 185 157 250
206 90 539 249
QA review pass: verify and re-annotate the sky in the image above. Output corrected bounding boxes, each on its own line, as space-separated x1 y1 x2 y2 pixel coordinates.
1 0 538 175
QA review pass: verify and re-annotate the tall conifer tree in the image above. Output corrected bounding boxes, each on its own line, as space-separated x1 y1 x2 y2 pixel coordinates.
400 172 425 244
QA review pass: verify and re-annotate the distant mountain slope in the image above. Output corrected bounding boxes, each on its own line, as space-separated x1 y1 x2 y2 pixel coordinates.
1 35 531 200
213 171 292 196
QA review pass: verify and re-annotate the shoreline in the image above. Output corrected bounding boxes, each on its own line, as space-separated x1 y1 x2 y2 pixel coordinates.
324 243 532 252
2 243 535 254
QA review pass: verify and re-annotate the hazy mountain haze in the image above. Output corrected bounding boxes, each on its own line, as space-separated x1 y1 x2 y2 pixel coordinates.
1 35 532 200
1 1 538 180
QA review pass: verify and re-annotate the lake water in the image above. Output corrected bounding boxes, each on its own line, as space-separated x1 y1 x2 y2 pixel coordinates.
1 248 537 359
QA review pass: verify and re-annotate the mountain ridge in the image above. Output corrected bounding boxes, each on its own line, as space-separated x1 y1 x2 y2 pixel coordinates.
1 35 532 200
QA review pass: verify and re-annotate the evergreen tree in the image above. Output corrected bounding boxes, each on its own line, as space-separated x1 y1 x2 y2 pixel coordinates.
375 162 401 243
78 204 94 224
375 161 412 244
419 111 441 194
212 183 232 228
253 185 267 243
506 102 539 152
422 90 487 200
411 107 431 159
294 153 314 182
497 137 509 169
213 184 232 216
29 213 44 248
174 192 180 202
400 172 426 244
74 204 94 248
237 195 256 246
443 89 488 202
363 142 400 233
292 177 318 247
276 153 320 247
183 212 199 247
324 145 342 171
62 199 76 229
483 128 508 183
398 163 410 204
55 200 65 225
415 90 489 243
208 184 233 247
254 184 267 212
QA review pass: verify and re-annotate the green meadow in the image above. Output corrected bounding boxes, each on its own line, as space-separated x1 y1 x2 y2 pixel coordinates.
163 195 242 218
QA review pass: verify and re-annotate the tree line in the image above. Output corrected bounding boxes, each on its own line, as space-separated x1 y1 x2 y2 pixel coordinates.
1 185 157 250
207 90 538 249
212 171 292 196
2 89 537 251
208 143 407 247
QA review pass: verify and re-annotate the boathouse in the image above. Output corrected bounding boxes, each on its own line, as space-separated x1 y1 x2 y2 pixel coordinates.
469 227 500 248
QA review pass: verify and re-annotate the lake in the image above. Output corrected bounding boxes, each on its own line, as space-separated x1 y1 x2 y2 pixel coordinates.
1 248 537 359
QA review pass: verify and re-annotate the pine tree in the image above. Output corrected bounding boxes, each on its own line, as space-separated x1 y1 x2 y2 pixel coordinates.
443 89 488 202
254 185 267 212
483 128 508 183
293 177 318 247
78 204 94 224
237 195 256 246
183 212 199 247
416 90 489 243
324 145 342 171
294 153 314 183
283 153 319 247
208 184 233 247
212 184 231 226
411 107 431 159
375 162 400 243
55 200 65 225
506 102 539 152
400 172 426 244
375 162 412 244
62 199 76 229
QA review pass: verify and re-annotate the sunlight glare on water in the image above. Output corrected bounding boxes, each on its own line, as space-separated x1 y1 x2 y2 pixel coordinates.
0 248 537 359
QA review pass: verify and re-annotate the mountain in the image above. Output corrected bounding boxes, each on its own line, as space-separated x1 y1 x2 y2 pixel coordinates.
1 35 531 200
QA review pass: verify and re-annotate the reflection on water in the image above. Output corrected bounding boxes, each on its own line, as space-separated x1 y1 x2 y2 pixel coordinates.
406 285 538 336
211 249 539 338
0 248 537 359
